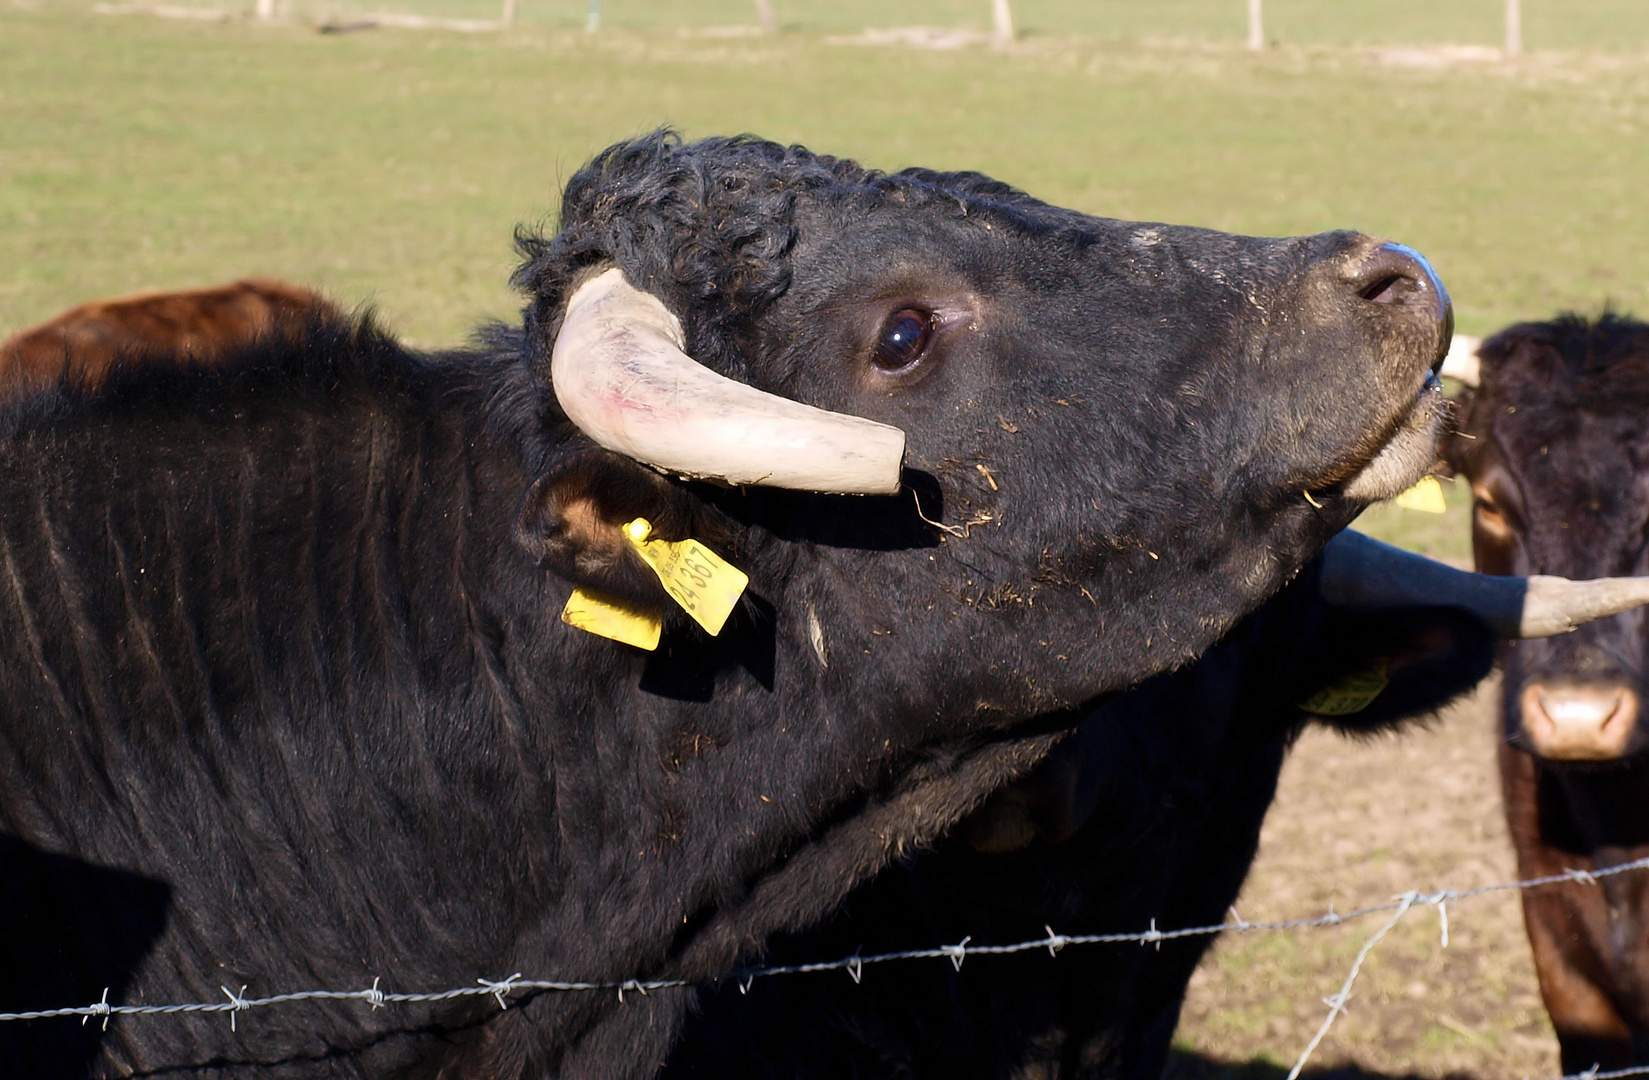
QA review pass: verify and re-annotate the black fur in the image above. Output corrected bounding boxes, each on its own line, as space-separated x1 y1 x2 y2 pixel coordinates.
1 132 1446 1077
664 564 1497 1080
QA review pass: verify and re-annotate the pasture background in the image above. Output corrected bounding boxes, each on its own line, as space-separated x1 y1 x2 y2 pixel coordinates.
4 2 1648 1075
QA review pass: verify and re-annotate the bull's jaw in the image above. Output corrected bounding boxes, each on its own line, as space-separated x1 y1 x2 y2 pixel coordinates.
1340 371 1448 500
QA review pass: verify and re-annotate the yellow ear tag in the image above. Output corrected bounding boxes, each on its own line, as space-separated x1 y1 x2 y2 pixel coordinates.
623 518 749 636
1394 475 1448 514
1297 658 1389 716
561 587 663 651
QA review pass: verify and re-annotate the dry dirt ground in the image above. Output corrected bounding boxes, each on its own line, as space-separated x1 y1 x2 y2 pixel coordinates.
1166 675 1562 1080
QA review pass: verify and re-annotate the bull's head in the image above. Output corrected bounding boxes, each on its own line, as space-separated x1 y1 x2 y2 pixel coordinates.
514 132 1457 720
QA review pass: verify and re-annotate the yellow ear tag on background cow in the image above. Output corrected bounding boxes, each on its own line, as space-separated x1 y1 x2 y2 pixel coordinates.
561 587 663 651
623 518 749 636
1394 475 1448 514
1297 658 1390 716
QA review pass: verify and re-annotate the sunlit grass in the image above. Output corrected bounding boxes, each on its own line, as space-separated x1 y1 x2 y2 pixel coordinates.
5 6 1648 352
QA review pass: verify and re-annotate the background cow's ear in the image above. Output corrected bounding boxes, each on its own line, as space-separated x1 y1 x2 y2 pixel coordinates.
515 449 715 606
1304 606 1496 736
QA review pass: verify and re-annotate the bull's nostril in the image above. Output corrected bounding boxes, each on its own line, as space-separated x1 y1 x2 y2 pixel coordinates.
1348 242 1450 324
1359 275 1407 305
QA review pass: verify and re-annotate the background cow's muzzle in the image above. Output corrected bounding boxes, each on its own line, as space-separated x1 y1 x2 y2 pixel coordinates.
1508 616 1649 761
1517 679 1641 761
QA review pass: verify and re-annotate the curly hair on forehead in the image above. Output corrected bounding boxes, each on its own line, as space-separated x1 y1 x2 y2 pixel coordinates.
511 131 1050 380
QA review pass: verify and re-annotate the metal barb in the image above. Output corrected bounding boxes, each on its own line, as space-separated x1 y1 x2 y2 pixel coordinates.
81 988 111 1031
220 985 249 1032
479 974 521 1010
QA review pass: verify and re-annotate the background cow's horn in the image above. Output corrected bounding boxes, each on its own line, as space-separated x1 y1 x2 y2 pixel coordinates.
550 268 907 495
1439 333 1481 387
1318 529 1649 639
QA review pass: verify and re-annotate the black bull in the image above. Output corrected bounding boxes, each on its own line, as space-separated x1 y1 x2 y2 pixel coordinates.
0 133 1450 1077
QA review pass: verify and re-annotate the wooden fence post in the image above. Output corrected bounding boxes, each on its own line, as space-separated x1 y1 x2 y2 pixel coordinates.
500 0 518 27
1246 0 1263 50
991 0 1013 47
1504 0 1523 57
754 0 776 34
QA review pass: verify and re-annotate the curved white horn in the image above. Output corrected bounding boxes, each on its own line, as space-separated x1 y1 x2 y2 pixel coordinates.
550 268 907 495
1318 529 1649 639
1440 333 1481 388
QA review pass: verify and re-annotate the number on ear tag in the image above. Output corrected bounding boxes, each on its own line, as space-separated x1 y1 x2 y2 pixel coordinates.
623 518 749 636
1395 475 1448 514
1298 658 1389 716
561 587 663 651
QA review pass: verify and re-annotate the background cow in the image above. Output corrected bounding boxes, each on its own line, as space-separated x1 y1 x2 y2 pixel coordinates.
0 131 1452 1078
0 279 339 399
1446 314 1649 1073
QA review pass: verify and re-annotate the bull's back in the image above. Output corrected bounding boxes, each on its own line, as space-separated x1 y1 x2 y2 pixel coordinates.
0 363 554 1072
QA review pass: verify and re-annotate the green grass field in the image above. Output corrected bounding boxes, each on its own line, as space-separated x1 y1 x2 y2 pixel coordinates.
4 5 1649 1071
46 0 1649 49
4 1 1648 372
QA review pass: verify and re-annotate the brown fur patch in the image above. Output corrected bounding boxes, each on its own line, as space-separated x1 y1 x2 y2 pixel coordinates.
0 279 341 398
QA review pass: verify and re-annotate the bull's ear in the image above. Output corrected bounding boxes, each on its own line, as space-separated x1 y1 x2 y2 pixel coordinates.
1303 607 1495 736
514 449 715 606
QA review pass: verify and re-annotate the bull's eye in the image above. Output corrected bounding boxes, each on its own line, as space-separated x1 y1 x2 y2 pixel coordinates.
873 308 935 372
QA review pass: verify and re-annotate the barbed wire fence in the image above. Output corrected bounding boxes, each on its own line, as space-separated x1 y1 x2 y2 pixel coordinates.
8 854 1649 1080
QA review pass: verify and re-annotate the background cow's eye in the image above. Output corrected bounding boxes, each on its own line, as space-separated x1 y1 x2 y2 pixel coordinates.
1474 497 1510 533
874 308 935 372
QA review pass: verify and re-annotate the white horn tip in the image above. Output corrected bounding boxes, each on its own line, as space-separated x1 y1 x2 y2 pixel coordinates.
1440 334 1482 388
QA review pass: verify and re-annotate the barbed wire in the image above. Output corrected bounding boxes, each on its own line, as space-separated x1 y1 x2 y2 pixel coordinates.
1559 1067 1649 1080
7 855 1649 1079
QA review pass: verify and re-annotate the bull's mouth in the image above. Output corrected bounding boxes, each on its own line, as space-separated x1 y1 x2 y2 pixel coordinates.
1335 369 1448 502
